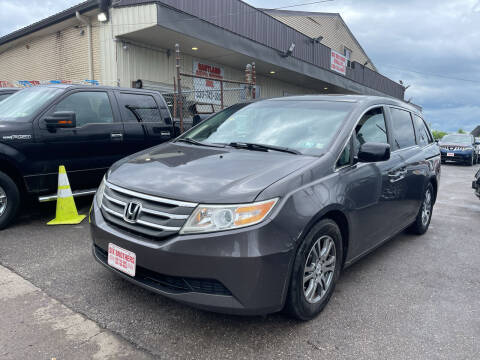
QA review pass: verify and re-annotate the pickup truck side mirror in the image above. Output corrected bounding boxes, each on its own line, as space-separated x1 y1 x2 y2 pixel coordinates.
357 142 390 163
44 111 76 130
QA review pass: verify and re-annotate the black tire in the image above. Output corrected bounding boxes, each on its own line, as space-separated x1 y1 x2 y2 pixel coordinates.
468 156 474 166
0 171 20 230
284 219 343 320
408 183 434 235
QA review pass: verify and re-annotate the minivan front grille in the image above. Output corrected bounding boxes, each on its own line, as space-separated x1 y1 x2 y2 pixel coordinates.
101 181 197 239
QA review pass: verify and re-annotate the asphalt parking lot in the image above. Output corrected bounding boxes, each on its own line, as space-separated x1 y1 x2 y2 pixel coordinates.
1 163 479 360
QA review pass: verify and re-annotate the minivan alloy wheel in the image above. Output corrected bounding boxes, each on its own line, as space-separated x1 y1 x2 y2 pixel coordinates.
303 235 336 304
421 188 432 227
0 186 7 217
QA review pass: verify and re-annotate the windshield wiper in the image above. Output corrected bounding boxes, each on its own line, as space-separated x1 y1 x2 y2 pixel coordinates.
176 138 225 148
227 142 301 155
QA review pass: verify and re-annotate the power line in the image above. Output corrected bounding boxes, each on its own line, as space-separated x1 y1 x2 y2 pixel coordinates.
83 0 335 29
382 64 480 84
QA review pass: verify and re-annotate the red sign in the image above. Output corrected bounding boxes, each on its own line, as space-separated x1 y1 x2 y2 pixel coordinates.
330 50 347 75
194 60 224 80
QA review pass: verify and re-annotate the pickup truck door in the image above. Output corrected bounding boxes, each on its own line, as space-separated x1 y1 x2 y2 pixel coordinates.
34 89 125 192
115 91 174 153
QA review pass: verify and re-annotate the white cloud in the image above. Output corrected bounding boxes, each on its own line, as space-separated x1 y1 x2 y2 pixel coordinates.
0 1 81 36
249 0 480 131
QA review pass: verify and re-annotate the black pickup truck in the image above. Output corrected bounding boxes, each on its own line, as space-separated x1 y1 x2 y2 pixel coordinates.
0 84 176 229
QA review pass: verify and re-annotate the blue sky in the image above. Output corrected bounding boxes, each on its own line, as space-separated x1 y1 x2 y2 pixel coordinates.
1 0 479 132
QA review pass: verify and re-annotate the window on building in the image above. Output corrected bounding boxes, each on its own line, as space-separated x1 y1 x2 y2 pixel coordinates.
390 108 416 149
118 93 164 124
413 114 433 146
53 91 113 127
344 47 353 68
344 47 352 60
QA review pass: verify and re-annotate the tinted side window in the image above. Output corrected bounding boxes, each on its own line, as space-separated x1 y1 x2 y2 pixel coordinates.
390 108 416 149
413 115 433 146
0 93 12 102
54 92 113 127
355 107 388 145
119 93 163 124
337 139 352 168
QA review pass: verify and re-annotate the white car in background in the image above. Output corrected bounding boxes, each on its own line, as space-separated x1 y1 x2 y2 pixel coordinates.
475 138 480 160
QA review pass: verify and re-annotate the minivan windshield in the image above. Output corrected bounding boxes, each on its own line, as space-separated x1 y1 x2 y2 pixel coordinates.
441 134 471 145
181 100 354 156
0 87 63 122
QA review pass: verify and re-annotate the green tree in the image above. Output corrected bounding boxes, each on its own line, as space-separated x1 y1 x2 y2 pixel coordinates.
431 130 447 140
458 129 466 134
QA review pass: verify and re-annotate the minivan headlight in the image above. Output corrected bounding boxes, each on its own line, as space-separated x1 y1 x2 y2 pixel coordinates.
96 176 106 208
180 198 279 234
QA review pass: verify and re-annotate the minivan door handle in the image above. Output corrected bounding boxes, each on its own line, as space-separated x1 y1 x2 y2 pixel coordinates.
110 133 124 141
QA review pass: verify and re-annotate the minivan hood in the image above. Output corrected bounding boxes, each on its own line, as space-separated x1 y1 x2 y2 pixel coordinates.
108 143 316 203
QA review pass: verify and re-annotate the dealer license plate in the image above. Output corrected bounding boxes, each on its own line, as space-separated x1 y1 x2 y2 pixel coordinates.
447 153 454 157
108 243 136 277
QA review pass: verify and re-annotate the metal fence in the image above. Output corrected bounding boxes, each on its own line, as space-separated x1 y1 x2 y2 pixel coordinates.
166 44 257 133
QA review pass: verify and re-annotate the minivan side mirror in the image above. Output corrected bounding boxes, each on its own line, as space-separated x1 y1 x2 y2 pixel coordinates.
357 142 390 163
44 111 76 130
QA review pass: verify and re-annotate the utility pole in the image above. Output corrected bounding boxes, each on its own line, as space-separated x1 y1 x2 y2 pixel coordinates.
175 43 184 134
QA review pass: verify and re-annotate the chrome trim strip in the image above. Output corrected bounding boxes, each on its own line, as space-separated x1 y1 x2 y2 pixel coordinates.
101 204 123 218
136 219 181 231
106 181 198 208
101 204 181 231
104 193 126 206
39 189 97 202
141 207 189 220
105 193 188 220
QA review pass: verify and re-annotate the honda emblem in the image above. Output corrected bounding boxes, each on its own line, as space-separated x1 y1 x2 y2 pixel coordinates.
123 201 142 223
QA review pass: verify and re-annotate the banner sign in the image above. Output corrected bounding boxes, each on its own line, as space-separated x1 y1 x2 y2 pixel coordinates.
0 80 98 88
330 50 347 75
193 60 224 105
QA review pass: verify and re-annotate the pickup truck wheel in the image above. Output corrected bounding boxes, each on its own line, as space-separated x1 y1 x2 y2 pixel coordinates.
284 219 343 320
0 171 20 230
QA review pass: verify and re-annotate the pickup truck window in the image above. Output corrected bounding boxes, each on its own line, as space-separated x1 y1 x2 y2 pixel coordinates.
0 94 12 102
0 87 62 122
182 100 353 156
54 92 113 127
119 93 163 124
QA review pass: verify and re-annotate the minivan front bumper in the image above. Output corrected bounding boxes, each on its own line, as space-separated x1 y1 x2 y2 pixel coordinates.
90 198 294 315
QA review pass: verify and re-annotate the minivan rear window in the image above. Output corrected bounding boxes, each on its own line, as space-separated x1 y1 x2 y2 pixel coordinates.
182 100 354 156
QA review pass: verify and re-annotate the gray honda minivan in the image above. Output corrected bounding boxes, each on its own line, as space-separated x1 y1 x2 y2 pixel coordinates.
90 95 440 320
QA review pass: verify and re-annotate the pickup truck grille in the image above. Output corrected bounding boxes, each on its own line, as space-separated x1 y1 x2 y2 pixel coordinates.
100 181 197 239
